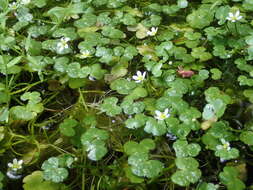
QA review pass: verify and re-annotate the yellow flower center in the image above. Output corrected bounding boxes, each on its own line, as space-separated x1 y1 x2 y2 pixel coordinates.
231 16 237 21
12 163 20 169
223 144 229 149
81 52 90 58
137 76 144 81
159 113 167 120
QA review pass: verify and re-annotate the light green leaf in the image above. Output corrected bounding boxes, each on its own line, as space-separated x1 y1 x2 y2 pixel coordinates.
240 131 253 145
100 97 122 116
219 166 246 190
144 117 167 136
59 118 78 137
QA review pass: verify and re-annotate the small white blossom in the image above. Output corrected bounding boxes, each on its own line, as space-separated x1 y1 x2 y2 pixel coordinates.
168 61 173 65
132 71 146 83
88 76 96 81
20 0 31 5
71 14 79 19
147 27 158 36
79 50 91 59
216 139 231 151
9 2 19 10
57 37 70 53
220 158 226 163
65 14 80 21
6 171 22 179
155 108 170 120
8 158 23 171
226 10 243 22
166 133 177 140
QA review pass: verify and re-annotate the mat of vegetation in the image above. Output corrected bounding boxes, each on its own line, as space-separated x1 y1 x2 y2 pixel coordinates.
1 0 253 189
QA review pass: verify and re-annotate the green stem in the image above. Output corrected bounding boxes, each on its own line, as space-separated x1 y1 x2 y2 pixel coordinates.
10 80 44 95
48 144 75 156
234 22 239 36
79 88 88 111
81 90 105 94
82 148 86 190
42 91 60 105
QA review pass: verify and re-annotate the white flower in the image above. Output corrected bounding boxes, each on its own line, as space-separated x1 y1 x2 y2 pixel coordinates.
64 14 80 21
57 37 70 53
155 108 170 120
8 158 23 171
71 14 79 19
168 61 173 65
6 171 22 179
216 139 231 151
9 2 19 10
20 0 31 5
79 50 91 59
226 10 243 22
132 71 146 83
147 27 158 36
88 76 96 81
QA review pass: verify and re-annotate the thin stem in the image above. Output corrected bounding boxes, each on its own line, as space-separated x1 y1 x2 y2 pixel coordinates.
48 144 75 156
79 88 88 111
10 80 44 95
82 148 86 190
81 90 105 94
234 22 239 36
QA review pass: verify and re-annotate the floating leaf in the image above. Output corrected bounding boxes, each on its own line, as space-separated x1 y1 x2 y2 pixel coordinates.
240 131 253 145
110 78 136 95
173 140 201 158
124 139 164 179
59 118 78 137
197 182 219 190
144 117 167 136
219 166 246 190
81 128 109 161
100 97 122 117
172 157 201 186
125 114 146 129
41 157 69 183
23 171 68 190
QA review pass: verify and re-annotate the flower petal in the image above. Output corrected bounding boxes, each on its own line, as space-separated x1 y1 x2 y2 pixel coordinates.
64 37 70 42
143 71 146 78
235 10 240 17
13 158 18 164
154 115 160 120
221 138 226 144
228 12 234 17
137 71 142 76
216 145 223 150
155 110 161 116
237 15 243 20
132 75 138 80
18 160 23 165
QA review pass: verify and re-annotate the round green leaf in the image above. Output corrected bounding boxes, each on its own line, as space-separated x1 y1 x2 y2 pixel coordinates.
240 131 253 145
